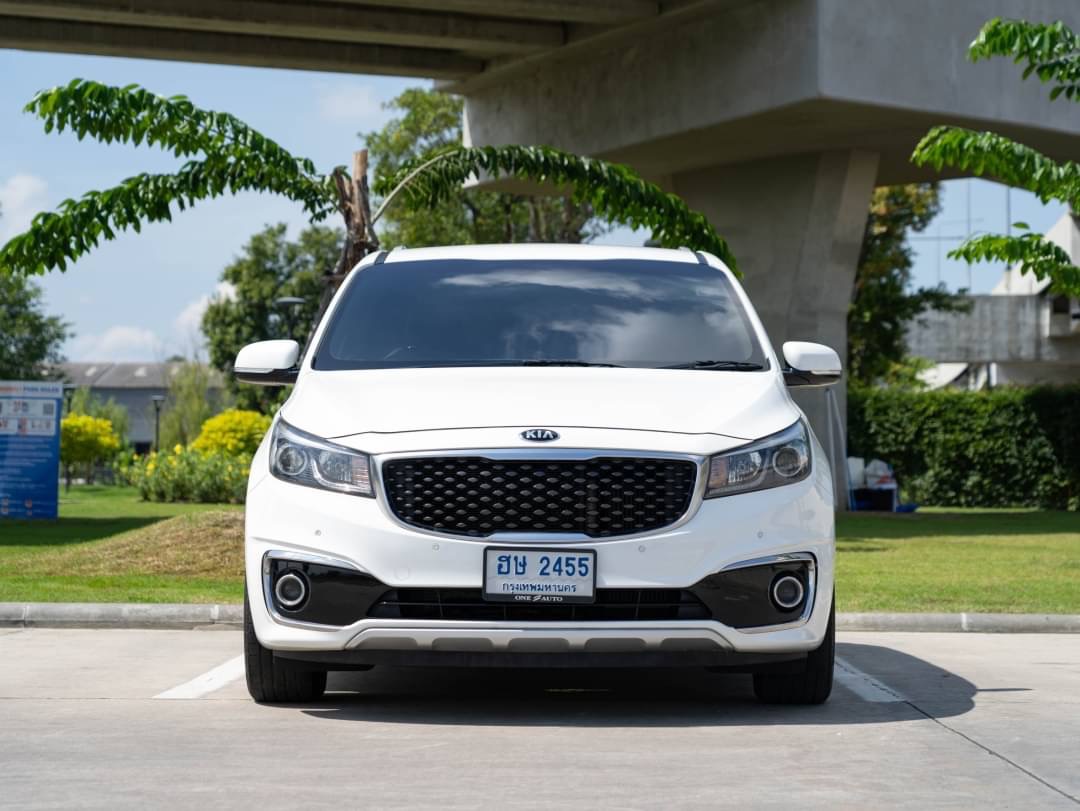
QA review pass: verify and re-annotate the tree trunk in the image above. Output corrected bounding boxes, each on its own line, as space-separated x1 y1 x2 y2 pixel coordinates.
312 150 380 334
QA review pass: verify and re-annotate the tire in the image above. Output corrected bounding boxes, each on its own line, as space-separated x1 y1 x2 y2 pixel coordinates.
244 588 327 704
752 597 834 705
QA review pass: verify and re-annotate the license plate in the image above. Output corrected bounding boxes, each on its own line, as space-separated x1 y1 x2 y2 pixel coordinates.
483 547 597 604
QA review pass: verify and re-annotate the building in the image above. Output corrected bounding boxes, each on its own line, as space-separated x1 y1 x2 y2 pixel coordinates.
909 212 1080 389
58 362 224 452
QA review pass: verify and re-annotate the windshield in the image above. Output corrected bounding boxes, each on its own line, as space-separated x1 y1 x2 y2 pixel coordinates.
312 258 768 370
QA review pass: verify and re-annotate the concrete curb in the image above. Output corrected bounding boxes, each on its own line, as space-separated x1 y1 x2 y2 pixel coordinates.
1 604 1079 632
838 612 1080 633
0 602 242 630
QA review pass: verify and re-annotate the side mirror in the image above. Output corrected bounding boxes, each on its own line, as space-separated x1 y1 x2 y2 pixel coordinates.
234 340 300 385
782 341 842 387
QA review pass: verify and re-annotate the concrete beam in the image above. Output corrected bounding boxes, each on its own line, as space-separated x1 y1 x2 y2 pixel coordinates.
333 0 660 24
462 0 1080 183
0 15 483 78
0 0 564 55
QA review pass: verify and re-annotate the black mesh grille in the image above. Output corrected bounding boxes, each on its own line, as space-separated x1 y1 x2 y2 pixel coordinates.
368 588 712 622
381 456 698 538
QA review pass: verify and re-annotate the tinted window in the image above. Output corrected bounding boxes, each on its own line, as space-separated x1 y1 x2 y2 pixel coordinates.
313 259 766 370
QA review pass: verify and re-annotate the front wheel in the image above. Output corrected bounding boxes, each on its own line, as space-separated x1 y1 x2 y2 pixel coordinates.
752 597 834 705
244 589 327 704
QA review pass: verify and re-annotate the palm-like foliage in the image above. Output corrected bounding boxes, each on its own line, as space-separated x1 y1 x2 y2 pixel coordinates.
970 19 1080 101
911 18 1080 295
0 79 736 280
373 144 737 270
1 80 339 275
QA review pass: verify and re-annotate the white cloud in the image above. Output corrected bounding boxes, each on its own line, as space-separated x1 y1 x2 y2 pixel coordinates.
70 326 163 362
316 83 382 123
173 281 236 339
0 173 49 241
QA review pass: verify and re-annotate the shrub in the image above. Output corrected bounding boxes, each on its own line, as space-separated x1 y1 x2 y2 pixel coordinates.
848 385 1079 509
69 387 129 444
191 409 271 457
127 446 249 504
60 413 121 487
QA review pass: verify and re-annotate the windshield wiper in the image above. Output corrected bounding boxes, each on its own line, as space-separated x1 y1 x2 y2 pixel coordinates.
661 360 765 371
520 360 624 368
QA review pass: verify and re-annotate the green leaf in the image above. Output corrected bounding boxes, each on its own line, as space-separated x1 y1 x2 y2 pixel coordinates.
947 232 1080 295
373 144 738 273
2 79 342 276
912 127 1080 209
970 18 1080 103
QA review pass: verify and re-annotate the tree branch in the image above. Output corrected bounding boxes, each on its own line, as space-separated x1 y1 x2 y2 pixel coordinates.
949 232 1080 295
970 18 1080 102
912 127 1080 209
373 144 738 272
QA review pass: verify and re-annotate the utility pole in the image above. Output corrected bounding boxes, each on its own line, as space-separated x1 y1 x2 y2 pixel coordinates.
151 395 165 452
966 180 973 290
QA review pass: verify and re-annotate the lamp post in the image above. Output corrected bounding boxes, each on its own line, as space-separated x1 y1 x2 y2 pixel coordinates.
150 395 166 452
273 296 306 339
62 384 76 416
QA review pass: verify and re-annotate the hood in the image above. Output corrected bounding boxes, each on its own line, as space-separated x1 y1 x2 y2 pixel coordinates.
282 367 800 442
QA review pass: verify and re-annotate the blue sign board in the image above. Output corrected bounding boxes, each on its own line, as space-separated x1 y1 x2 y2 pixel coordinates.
0 380 62 519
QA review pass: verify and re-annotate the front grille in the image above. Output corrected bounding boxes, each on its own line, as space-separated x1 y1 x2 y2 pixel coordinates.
381 456 698 538
368 588 712 622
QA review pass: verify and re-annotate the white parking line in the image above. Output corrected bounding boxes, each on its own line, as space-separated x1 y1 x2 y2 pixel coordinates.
834 657 907 703
154 656 245 700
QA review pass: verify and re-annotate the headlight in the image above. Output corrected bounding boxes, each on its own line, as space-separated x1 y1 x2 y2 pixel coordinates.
705 420 811 498
269 419 373 497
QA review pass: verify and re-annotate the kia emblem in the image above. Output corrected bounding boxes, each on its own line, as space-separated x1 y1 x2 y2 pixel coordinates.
521 428 559 442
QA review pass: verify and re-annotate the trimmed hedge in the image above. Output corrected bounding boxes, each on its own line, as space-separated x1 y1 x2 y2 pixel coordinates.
848 385 1080 510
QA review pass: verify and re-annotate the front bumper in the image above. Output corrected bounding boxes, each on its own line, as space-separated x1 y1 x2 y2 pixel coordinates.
245 440 836 661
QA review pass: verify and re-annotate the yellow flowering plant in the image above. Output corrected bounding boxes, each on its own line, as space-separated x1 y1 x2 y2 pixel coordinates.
191 409 271 458
122 409 271 503
126 446 249 503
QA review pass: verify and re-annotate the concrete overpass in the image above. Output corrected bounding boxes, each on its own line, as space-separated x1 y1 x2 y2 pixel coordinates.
5 0 1080 454
0 1 678 78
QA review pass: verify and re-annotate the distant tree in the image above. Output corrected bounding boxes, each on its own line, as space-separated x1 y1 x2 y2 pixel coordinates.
912 18 1080 295
69 386 130 444
848 184 969 385
365 88 605 246
0 272 69 381
0 206 69 380
159 361 226 450
201 224 338 412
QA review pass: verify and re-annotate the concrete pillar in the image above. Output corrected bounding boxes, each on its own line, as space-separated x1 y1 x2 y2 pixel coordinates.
673 150 880 505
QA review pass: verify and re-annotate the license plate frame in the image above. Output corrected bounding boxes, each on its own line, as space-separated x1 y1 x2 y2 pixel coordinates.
482 547 597 605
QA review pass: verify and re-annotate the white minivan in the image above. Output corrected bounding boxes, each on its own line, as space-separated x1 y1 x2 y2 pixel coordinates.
236 244 840 705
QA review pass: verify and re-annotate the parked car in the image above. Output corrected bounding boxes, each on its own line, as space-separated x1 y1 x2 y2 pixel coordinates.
235 244 840 704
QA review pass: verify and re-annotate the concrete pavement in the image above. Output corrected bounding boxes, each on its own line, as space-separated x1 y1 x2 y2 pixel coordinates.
0 629 1077 808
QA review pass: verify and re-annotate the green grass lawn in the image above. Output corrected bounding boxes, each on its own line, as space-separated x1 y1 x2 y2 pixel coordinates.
0 486 243 604
836 509 1080 613
1 486 1077 612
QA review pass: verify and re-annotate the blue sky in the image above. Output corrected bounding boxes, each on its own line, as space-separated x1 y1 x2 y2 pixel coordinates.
0 49 1066 362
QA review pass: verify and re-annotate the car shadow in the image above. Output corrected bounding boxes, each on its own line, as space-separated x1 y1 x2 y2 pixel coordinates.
299 642 982 727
